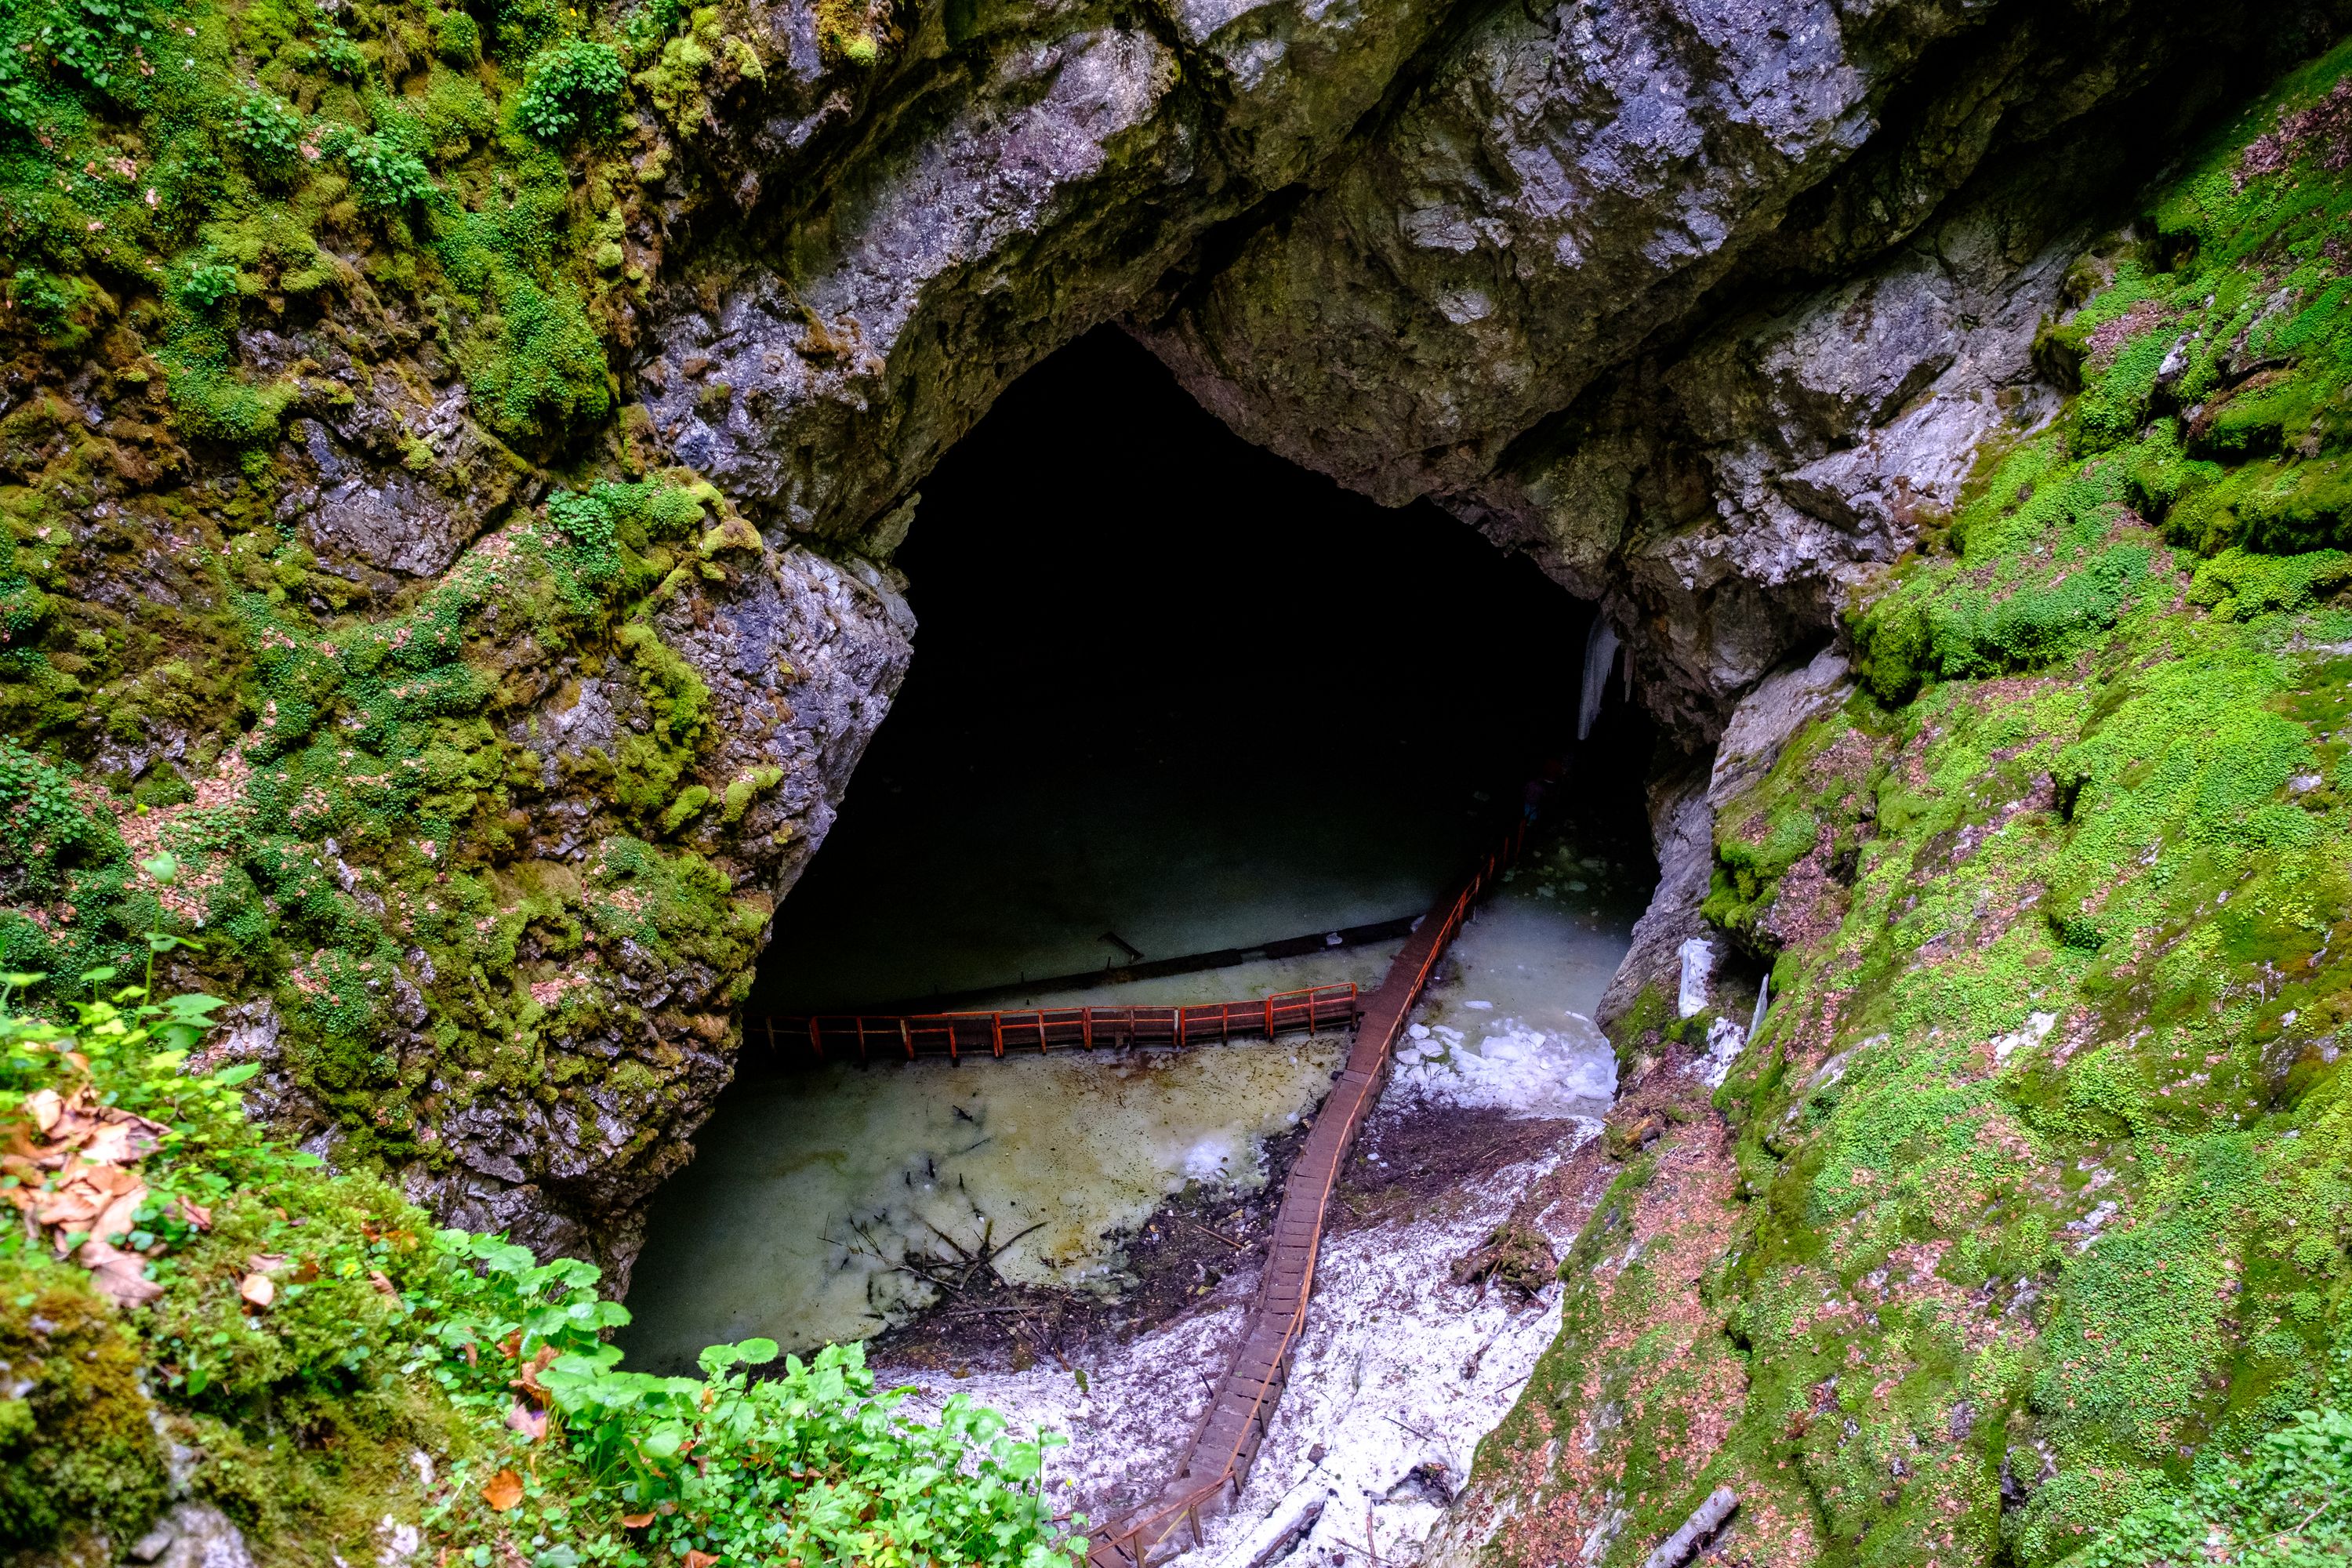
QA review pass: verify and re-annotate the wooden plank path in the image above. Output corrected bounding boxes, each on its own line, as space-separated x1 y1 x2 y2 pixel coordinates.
1086 815 1534 1568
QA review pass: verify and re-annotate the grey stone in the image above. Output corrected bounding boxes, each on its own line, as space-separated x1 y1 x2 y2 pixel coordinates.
634 0 1465 543
1708 647 1854 808
140 1507 253 1568
1595 764 1715 1040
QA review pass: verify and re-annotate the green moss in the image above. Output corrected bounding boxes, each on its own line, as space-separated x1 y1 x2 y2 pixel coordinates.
459 276 612 440
0 1261 171 1551
815 0 889 67
657 782 710 834
0 467 760 1172
1471 46 2352 1568
430 8 481 65
718 764 782 824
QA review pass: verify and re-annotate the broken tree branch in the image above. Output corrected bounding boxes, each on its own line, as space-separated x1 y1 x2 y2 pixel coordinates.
1240 1497 1325 1568
1642 1486 1737 1568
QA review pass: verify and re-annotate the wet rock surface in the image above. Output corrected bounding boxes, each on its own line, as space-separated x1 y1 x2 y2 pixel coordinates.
10 0 2351 1273
1138 1 2350 737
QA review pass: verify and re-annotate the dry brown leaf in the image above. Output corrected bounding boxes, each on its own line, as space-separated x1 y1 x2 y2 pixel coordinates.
84 1161 144 1196
82 1123 140 1165
620 1515 653 1530
368 1269 398 1298
239 1272 276 1307
506 1400 548 1442
514 1345 557 1399
173 1195 213 1232
34 1184 107 1232
26 1088 62 1134
247 1251 287 1273
87 1184 147 1252
481 1469 524 1512
84 1248 164 1305
683 1552 719 1568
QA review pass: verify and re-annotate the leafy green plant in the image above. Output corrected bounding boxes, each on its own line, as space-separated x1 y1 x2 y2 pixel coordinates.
25 0 165 97
332 130 435 212
230 89 309 178
311 31 369 81
516 38 626 143
5 267 89 345
173 260 240 310
2072 1396 2352 1566
620 0 689 49
1 971 1087 1566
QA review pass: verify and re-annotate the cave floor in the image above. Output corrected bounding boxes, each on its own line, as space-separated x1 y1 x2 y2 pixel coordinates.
620 822 1644 1384
866 830 1646 1565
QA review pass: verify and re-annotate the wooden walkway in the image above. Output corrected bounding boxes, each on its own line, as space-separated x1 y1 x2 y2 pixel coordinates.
1086 815 1534 1568
757 983 1363 1064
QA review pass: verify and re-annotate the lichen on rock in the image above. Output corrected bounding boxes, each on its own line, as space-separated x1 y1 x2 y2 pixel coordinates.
1432 46 2352 1567
10 2 2352 1560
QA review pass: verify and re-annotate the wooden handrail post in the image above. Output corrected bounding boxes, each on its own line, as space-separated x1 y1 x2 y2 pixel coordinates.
808 1018 822 1062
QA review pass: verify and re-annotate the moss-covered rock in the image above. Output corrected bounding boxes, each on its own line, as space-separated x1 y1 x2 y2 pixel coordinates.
1438 44 2352 1568
0 1262 172 1552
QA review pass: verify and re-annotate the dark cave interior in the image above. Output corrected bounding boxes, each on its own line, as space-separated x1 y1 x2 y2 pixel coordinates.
748 326 1657 1017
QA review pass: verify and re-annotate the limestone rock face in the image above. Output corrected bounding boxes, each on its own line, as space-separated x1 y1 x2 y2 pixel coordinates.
1145 0 1988 503
13 0 2350 1282
412 540 913 1280
1568 197 2078 739
1138 0 2350 736
633 0 1465 544
182 510 912 1284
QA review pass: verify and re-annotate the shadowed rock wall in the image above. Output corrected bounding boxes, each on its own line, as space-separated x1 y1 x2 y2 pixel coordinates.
4 0 2347 1276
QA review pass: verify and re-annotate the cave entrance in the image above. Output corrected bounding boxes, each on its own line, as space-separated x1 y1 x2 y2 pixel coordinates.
758 327 1634 1012
619 327 1655 1370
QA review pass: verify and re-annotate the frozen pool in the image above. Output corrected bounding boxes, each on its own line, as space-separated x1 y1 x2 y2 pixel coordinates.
619 824 1643 1371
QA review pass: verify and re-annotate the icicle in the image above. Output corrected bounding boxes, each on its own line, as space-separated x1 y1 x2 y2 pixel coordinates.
1577 616 1621 741
1749 971 1770 1041
1676 936 1715 1018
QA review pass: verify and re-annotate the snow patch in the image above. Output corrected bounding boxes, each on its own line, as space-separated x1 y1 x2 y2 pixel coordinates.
1387 1014 1615 1120
1693 1016 1746 1088
1192 1142 1592 1568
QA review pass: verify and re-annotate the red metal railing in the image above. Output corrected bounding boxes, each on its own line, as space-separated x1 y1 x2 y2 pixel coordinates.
755 983 1362 1065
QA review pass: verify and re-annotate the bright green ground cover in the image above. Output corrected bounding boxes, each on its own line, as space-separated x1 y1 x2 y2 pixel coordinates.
0 967 1084 1567
1721 45 2352 1566
1475 41 2352 1568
